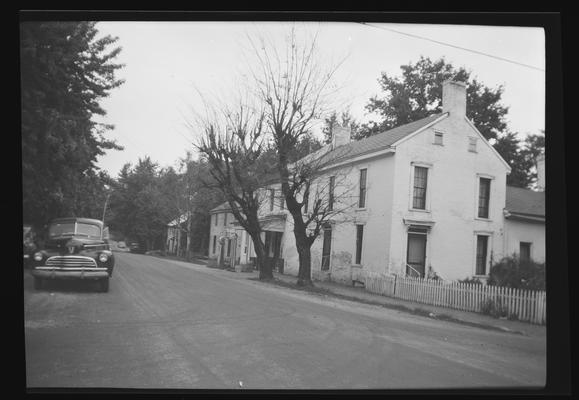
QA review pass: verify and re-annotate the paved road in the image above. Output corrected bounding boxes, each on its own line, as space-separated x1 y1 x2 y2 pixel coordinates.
24 252 546 389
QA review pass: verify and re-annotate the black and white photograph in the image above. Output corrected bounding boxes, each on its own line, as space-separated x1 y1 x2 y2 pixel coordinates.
20 12 567 393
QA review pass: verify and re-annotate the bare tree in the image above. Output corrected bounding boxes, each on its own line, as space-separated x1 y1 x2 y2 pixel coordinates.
192 98 275 280
246 28 350 285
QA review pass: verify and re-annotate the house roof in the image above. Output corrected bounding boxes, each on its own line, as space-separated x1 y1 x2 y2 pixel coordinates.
314 114 443 167
505 185 545 218
210 202 232 213
167 213 189 227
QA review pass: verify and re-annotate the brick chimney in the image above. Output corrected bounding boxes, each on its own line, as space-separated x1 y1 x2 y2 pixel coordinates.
442 80 467 117
331 125 351 149
536 154 545 191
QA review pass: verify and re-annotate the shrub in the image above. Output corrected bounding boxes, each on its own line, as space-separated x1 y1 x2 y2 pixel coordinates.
426 266 442 281
458 276 483 285
487 255 545 290
480 298 509 318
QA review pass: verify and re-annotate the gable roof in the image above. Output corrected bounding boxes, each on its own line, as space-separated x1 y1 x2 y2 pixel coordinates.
167 213 189 227
210 202 232 213
505 185 545 218
314 114 443 167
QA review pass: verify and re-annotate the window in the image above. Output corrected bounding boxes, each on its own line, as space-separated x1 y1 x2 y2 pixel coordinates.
478 178 491 218
321 225 332 270
475 235 489 275
520 242 532 263
214 214 218 226
412 166 428 210
468 137 477 152
303 190 309 214
355 225 364 265
212 235 216 254
227 239 231 257
224 213 227 225
269 189 275 212
359 169 367 208
434 131 443 145
328 176 335 211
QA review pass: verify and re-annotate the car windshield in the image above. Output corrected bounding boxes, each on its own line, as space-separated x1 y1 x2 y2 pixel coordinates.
49 222 101 239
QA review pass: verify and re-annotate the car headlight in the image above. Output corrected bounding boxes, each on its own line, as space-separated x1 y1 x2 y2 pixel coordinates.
33 252 43 262
98 253 109 263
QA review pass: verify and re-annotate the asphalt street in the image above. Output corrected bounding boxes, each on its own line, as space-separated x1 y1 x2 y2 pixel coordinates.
24 252 546 389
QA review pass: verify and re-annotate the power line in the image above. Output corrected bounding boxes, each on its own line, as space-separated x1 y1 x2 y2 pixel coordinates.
358 22 545 72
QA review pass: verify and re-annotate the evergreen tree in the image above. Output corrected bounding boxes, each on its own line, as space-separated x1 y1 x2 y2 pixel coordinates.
21 21 124 227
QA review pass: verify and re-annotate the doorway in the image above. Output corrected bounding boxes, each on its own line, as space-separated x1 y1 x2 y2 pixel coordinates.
406 232 427 278
264 231 284 273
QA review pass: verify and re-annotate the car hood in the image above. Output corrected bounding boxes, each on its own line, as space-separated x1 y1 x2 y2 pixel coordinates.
45 237 107 253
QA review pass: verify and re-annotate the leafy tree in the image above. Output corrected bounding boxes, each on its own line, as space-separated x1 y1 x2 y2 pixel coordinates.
360 56 508 141
108 157 173 251
493 132 534 187
522 130 545 188
21 21 124 228
493 130 545 188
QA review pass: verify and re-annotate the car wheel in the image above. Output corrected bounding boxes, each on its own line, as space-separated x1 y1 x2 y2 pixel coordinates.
98 278 109 293
33 277 43 290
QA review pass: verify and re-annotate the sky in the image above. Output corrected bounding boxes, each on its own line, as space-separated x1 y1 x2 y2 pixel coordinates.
93 21 545 178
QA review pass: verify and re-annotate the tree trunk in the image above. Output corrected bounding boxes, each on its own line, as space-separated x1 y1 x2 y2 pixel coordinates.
296 236 313 286
250 232 272 280
186 214 192 260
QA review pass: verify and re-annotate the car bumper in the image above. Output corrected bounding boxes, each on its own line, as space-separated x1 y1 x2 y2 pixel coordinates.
31 267 109 280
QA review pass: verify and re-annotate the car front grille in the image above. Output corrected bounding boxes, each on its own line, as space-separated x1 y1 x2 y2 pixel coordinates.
45 256 97 268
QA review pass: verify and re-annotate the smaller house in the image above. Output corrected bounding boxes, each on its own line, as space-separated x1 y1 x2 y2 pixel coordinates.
502 153 545 264
209 203 255 269
503 185 545 263
166 213 189 256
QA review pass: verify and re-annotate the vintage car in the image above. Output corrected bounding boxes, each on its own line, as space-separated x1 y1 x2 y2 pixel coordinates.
30 217 114 292
129 242 143 254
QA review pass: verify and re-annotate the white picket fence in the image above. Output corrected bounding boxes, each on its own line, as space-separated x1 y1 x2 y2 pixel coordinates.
364 274 546 325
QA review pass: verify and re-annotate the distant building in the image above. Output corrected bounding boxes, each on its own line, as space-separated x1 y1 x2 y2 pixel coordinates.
166 213 189 256
209 203 255 269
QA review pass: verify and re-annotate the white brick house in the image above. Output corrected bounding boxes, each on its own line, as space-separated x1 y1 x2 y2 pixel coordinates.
208 80 545 282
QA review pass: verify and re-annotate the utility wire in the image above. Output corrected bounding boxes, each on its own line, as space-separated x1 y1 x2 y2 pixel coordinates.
358 22 545 72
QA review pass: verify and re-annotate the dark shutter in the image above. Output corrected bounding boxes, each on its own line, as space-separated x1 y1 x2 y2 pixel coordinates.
321 226 332 270
329 176 335 211
355 225 364 264
478 178 491 218
359 169 367 208
476 235 488 275
412 167 428 210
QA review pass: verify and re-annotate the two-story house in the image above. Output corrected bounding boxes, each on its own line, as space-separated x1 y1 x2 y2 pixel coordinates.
208 80 544 283
278 80 510 283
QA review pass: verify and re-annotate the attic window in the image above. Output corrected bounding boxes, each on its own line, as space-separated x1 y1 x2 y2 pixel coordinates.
434 131 444 145
468 137 478 153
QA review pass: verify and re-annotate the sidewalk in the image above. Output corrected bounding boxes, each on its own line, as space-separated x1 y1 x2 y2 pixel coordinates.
265 271 546 338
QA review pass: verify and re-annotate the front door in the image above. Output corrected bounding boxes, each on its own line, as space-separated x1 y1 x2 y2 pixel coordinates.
406 233 427 278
